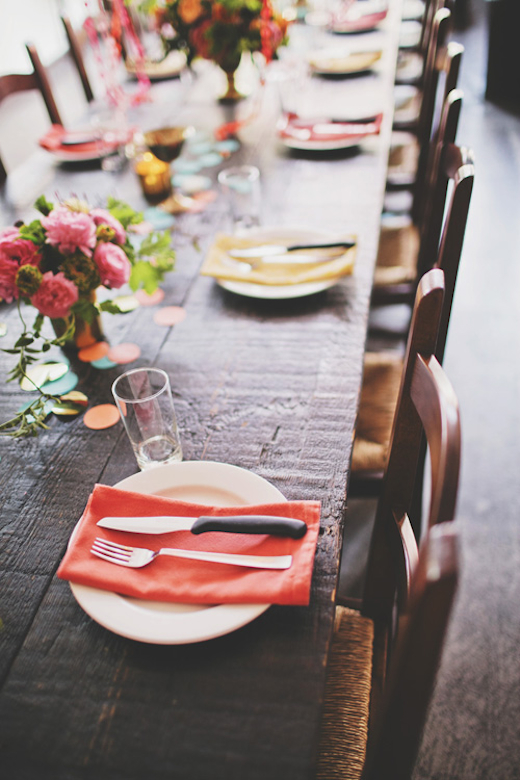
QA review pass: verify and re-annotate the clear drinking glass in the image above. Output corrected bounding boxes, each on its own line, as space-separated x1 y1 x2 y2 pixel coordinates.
218 165 262 231
112 368 183 470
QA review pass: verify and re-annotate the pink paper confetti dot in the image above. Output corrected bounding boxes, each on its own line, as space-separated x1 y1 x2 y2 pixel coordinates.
135 288 165 306
153 306 187 327
107 343 142 364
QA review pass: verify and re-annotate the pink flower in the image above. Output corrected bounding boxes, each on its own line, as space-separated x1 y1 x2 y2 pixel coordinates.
0 227 42 302
0 256 19 303
90 208 126 244
93 242 131 288
0 227 42 267
30 271 79 319
41 206 97 256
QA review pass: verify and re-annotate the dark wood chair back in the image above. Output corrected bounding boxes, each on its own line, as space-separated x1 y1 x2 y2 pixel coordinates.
412 34 464 224
60 16 95 103
0 45 64 183
362 521 459 779
363 269 460 776
373 93 474 327
363 268 461 619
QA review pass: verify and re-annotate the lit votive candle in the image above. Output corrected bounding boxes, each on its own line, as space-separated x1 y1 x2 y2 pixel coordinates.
134 152 172 203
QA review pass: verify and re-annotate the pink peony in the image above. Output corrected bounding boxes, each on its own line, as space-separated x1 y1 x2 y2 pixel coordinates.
0 227 42 267
90 208 126 244
41 206 97 257
93 242 131 288
30 271 79 319
0 227 42 302
0 256 19 303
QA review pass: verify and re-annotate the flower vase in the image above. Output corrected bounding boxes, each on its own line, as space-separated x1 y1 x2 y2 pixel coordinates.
51 292 104 351
219 68 244 102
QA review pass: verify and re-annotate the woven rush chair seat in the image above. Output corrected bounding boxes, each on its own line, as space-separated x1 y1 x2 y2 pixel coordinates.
351 352 404 474
373 218 420 287
316 607 374 780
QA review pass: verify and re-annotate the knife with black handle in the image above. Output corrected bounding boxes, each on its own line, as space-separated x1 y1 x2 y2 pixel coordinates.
97 514 308 538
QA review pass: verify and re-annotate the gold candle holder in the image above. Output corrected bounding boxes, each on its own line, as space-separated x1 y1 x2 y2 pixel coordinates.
134 151 172 203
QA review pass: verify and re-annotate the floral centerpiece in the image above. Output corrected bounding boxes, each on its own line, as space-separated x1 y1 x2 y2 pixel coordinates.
148 0 288 98
0 195 175 437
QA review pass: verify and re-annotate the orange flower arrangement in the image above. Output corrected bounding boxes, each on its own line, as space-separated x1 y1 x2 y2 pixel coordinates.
152 0 288 73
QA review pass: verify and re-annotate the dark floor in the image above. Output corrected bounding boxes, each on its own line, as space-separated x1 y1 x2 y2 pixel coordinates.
1 2 519 777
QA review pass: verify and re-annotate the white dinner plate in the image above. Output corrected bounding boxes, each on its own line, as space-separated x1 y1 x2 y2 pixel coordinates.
216 226 347 299
308 48 383 76
280 131 368 152
69 461 286 644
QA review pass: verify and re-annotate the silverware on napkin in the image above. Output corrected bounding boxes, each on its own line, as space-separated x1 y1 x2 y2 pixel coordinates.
227 240 355 260
97 514 308 537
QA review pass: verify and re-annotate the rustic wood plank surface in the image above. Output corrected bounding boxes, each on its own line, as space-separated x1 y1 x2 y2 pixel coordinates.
0 7 402 778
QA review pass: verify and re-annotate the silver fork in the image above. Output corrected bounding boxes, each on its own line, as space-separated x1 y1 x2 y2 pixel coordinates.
91 537 292 570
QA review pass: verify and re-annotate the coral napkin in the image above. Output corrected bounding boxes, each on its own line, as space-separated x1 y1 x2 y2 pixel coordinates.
57 484 321 606
200 232 356 286
38 124 101 154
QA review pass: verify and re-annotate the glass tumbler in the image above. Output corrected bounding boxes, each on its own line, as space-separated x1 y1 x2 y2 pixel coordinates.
112 368 183 470
218 165 261 231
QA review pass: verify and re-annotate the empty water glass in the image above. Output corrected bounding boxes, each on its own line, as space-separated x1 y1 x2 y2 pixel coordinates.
112 368 183 470
218 165 262 231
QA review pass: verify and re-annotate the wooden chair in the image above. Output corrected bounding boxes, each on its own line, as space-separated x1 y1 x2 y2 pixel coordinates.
374 89 465 302
317 269 461 779
349 133 473 489
388 9 463 201
0 44 63 183
60 16 95 103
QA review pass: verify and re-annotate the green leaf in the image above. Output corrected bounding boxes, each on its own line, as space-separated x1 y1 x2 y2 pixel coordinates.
34 195 54 216
106 197 144 229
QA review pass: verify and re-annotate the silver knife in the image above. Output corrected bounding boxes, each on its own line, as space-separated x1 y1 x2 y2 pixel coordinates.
227 240 355 259
97 514 308 538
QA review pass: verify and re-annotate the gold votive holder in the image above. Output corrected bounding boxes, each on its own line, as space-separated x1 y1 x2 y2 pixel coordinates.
134 152 172 203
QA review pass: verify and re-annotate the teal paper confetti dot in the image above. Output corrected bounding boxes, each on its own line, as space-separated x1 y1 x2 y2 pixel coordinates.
143 207 177 230
40 371 79 396
18 398 55 423
188 141 214 156
215 139 240 153
177 174 212 194
91 356 118 369
199 152 224 168
173 158 203 174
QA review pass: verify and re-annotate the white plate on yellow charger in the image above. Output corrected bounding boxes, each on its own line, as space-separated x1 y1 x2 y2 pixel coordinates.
217 226 350 299
69 461 286 644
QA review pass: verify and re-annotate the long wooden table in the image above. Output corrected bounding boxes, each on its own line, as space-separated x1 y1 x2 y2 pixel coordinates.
0 7 402 778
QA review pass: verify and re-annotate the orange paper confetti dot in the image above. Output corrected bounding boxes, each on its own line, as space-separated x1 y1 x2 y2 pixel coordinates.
83 404 120 430
153 306 187 327
135 288 165 306
107 343 142 364
78 342 110 363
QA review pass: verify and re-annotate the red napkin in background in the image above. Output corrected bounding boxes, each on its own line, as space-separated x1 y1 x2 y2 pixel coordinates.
279 112 383 143
38 124 101 154
57 484 321 606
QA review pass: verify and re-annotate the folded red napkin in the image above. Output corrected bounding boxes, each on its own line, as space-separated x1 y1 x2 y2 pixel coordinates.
39 124 100 154
279 112 383 142
57 484 321 606
332 8 388 32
